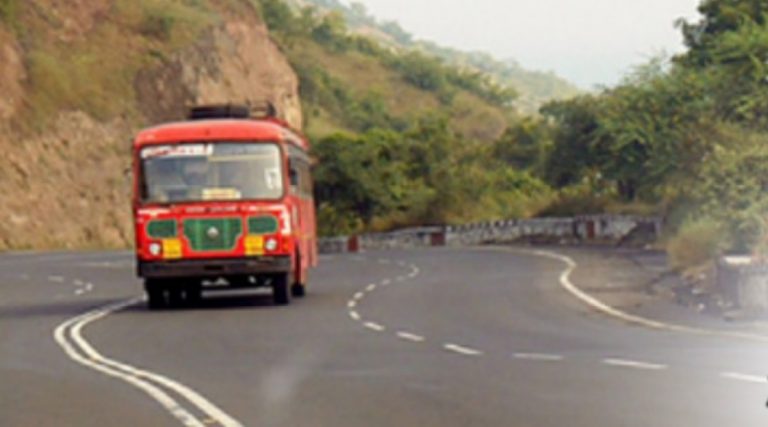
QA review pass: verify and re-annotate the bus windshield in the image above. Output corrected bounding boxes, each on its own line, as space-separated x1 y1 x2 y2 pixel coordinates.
140 142 283 204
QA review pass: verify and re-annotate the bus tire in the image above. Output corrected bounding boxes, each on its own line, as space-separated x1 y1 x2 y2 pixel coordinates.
272 273 291 306
145 279 166 310
186 284 202 307
167 287 184 308
291 254 307 298
291 283 306 298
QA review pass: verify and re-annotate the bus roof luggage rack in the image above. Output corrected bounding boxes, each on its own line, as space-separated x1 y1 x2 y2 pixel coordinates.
187 102 278 121
249 101 278 119
188 104 250 120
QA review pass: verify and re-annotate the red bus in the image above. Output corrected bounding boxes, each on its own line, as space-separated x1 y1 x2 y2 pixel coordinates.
131 105 317 309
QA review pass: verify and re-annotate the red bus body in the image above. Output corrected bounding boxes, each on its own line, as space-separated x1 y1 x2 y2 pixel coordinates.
131 114 317 308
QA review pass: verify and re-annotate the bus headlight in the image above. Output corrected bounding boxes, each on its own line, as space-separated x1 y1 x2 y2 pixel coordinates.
265 238 278 252
149 242 162 256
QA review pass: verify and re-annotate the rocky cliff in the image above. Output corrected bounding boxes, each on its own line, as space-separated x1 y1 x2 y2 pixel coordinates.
0 1 301 250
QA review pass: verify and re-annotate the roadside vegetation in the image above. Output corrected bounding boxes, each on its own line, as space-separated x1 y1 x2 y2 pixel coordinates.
264 0 768 269
254 0 555 236
9 0 217 130
3 0 764 267
496 0 768 267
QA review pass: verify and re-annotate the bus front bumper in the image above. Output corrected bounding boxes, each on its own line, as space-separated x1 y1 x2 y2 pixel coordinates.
138 256 291 279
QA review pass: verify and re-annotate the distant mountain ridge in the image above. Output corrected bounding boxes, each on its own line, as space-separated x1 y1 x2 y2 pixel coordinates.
285 0 581 112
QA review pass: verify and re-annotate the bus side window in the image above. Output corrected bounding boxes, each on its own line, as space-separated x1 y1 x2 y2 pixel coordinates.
289 159 300 193
299 161 313 197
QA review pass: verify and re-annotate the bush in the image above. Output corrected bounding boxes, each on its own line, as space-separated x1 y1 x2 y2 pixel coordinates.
140 12 175 41
667 218 727 270
0 0 17 25
537 182 613 217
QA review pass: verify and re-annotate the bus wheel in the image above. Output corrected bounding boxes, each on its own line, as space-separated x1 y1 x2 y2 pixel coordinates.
291 255 307 298
168 287 184 308
272 273 291 306
145 279 167 310
186 285 202 307
291 283 306 298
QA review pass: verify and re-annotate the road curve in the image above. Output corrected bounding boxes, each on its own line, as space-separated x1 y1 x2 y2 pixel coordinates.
0 247 766 426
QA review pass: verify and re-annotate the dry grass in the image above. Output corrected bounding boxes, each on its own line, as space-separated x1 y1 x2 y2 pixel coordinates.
667 218 727 271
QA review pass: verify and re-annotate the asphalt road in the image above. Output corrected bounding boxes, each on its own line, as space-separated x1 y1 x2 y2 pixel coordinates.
1 247 766 426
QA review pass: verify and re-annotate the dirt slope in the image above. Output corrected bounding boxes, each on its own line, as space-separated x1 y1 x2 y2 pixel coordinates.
0 1 301 250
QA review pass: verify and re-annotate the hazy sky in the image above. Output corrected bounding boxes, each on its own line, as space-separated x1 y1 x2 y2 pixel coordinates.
343 0 703 89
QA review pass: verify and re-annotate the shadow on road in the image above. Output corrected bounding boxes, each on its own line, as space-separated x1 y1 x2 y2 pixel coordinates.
0 298 127 320
121 290 290 313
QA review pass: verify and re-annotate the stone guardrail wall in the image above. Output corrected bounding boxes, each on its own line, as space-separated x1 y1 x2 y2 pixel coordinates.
716 256 768 311
318 215 663 254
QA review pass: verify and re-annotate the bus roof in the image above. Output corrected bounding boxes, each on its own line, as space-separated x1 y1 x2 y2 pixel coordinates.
134 118 309 151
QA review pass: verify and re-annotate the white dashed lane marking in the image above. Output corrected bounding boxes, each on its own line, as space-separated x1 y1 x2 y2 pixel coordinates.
364 322 386 332
47 276 65 283
342 252 765 389
397 332 425 343
720 372 766 384
443 343 484 357
602 358 667 371
513 353 564 362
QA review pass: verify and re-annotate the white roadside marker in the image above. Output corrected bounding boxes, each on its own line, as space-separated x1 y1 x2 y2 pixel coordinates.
347 300 357 309
602 358 667 371
381 279 391 286
365 284 377 292
721 372 766 384
353 292 365 301
397 332 425 343
364 322 385 332
443 343 483 356
513 353 564 362
349 311 361 321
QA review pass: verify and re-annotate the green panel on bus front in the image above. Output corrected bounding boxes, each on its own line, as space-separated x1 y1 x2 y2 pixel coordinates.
183 218 243 252
147 219 177 239
248 216 279 235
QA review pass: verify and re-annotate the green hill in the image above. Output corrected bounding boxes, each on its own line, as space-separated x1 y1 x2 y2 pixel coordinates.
259 0 516 141
284 0 581 113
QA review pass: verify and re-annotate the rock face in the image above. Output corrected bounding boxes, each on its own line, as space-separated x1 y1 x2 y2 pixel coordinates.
0 4 303 250
136 17 302 129
0 28 24 122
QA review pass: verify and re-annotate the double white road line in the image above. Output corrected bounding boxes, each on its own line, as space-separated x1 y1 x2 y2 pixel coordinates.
54 298 242 427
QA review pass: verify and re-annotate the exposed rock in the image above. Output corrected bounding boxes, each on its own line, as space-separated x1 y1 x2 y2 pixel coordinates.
0 3 304 251
28 0 111 42
0 28 25 122
0 112 133 249
135 18 302 129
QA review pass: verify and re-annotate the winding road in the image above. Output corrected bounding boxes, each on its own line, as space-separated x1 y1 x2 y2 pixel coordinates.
1 247 766 426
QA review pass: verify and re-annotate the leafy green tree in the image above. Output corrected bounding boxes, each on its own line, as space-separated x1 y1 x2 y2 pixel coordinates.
492 117 551 173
